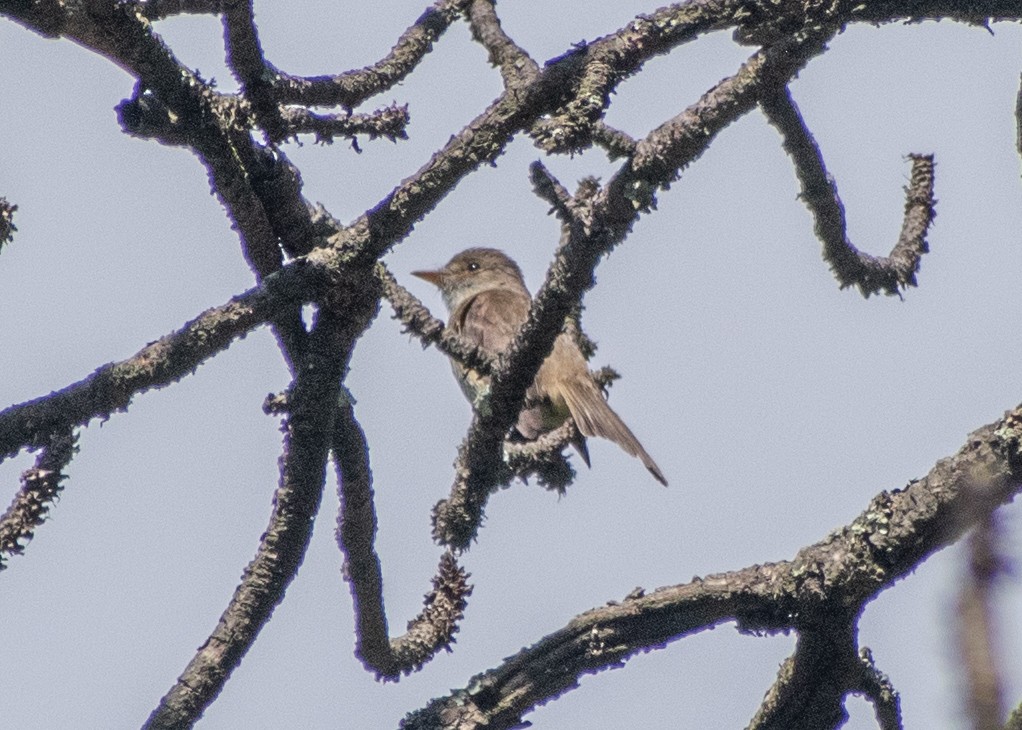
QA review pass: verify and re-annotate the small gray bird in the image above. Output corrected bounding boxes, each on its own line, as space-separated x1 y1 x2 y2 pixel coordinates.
413 247 667 486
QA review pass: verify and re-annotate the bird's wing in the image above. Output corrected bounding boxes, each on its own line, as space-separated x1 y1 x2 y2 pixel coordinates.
452 288 530 354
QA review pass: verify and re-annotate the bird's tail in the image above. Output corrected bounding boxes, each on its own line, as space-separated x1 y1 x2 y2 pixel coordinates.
560 378 668 486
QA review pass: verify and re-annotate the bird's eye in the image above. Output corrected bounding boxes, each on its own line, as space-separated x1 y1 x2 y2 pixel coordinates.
467 261 480 272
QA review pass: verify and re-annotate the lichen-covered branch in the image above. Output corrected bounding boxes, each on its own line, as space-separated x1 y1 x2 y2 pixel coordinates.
271 0 473 108
0 429 77 570
405 402 1022 729
144 304 364 729
0 278 304 463
466 0 539 88
332 387 473 679
0 196 16 249
278 104 410 145
378 263 493 377
760 86 935 297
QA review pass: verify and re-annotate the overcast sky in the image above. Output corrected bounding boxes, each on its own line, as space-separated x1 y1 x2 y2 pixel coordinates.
2 3 1021 728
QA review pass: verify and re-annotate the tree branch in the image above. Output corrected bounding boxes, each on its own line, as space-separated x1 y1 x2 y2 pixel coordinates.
145 301 369 728
271 0 472 109
332 389 473 678
957 508 1007 729
760 85 935 297
406 401 1022 729
0 429 77 570
465 0 539 88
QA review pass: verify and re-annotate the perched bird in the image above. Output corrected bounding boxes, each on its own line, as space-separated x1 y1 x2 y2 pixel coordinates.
413 247 667 486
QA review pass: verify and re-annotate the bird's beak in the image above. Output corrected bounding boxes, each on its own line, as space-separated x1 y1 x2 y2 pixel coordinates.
411 269 444 287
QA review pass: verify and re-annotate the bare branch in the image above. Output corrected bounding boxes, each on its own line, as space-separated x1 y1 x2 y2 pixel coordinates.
222 0 286 141
139 0 222 22
466 0 539 88
278 104 410 145
332 390 473 678
591 120 637 161
378 263 493 376
530 2 735 154
0 279 302 463
760 86 935 297
503 418 579 492
389 551 472 674
272 0 472 109
749 627 859 730
958 510 1007 729
408 401 1022 729
0 196 16 249
0 429 76 570
528 160 576 224
851 648 903 730
145 304 364 728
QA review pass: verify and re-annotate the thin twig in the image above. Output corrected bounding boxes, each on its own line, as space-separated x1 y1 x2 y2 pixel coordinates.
272 0 472 108
278 104 410 145
0 429 77 570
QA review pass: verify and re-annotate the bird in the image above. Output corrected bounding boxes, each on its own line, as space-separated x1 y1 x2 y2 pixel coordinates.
412 247 667 486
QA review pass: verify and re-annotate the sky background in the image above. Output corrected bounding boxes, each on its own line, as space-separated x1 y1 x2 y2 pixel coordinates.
2 2 1021 728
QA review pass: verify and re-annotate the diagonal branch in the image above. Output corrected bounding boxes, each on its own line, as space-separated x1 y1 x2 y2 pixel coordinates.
405 401 1022 729
0 279 304 463
466 0 539 88
760 86 935 297
271 0 472 109
378 263 493 377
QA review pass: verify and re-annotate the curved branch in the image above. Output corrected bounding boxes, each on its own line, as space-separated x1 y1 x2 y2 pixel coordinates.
271 0 472 109
760 86 935 297
406 401 1022 729
333 390 472 679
